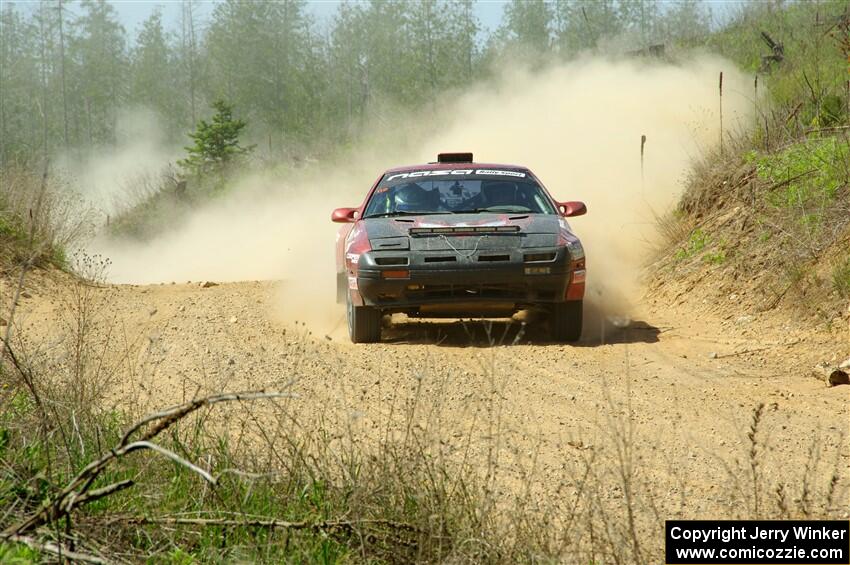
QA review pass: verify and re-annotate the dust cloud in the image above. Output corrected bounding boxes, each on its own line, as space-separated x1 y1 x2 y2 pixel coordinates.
90 55 753 335
56 108 180 215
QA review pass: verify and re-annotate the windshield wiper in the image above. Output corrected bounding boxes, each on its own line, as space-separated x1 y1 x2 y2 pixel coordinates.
451 206 534 214
364 211 448 219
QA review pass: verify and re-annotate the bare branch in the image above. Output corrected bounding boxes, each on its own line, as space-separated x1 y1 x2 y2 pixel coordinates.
119 390 293 446
109 515 422 533
0 389 290 540
6 534 107 564
121 441 215 484
65 479 134 511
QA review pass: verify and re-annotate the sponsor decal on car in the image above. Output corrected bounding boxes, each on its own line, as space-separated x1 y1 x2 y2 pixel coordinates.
385 169 526 181
474 169 526 178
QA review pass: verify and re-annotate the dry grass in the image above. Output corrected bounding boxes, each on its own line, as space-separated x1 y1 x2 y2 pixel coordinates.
0 162 96 271
0 280 846 562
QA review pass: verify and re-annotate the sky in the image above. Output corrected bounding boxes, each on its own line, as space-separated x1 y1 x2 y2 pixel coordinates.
79 0 510 36
10 0 744 42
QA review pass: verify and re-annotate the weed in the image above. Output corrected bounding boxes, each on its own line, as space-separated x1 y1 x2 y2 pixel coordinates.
675 228 710 261
704 249 727 265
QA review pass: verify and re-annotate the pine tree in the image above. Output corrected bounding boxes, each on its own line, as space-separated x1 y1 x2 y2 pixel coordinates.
71 0 127 145
130 9 180 134
0 4 40 160
178 100 254 179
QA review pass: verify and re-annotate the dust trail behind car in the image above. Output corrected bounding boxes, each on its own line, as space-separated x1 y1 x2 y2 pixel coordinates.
90 55 753 335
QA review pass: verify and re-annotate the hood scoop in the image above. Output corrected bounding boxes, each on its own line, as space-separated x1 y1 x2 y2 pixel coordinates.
409 226 520 236
371 236 410 250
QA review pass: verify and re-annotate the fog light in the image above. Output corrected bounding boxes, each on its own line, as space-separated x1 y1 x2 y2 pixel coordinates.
407 284 422 290
382 270 410 279
524 266 551 275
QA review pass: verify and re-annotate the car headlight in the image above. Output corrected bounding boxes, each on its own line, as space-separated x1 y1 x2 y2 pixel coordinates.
566 240 584 261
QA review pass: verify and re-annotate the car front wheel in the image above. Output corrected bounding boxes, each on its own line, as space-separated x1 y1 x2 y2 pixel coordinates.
347 294 382 343
549 300 583 342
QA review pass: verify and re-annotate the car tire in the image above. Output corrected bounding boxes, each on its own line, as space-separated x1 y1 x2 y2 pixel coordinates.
347 294 382 343
549 300 583 342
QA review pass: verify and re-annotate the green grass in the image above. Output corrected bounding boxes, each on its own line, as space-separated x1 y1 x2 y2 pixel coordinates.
0 214 26 243
703 249 727 265
0 378 497 563
747 137 849 209
674 229 726 264
675 228 710 261
0 543 39 563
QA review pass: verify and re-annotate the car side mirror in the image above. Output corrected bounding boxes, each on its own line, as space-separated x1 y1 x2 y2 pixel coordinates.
331 207 358 223
559 201 587 217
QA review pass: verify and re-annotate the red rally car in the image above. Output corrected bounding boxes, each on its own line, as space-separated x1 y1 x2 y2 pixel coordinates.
332 153 587 343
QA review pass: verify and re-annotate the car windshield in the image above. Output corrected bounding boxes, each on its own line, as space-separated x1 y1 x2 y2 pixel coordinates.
363 172 557 218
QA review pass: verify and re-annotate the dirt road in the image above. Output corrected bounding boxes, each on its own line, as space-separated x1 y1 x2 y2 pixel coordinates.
12 274 850 518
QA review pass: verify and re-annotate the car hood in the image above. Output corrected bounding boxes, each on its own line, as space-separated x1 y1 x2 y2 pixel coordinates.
362 213 564 251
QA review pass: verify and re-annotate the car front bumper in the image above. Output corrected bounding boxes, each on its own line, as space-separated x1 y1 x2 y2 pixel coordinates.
349 245 584 311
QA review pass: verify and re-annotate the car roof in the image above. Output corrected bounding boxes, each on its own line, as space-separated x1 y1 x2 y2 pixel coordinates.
383 162 530 174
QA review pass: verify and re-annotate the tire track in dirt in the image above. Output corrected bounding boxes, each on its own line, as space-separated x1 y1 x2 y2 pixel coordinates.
12 276 850 518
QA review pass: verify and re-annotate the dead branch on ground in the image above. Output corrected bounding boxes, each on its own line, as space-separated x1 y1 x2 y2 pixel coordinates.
0 389 291 555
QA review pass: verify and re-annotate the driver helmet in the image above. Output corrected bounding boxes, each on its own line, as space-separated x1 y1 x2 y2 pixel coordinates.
483 181 517 206
394 183 435 212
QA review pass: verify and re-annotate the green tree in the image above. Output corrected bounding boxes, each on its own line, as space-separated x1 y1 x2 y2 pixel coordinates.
660 0 712 44
70 0 127 145
617 0 662 47
130 9 183 135
554 0 622 56
360 1 415 107
498 0 553 58
327 2 370 135
445 0 479 77
0 4 40 161
178 0 201 125
179 100 254 178
204 0 314 148
406 0 483 109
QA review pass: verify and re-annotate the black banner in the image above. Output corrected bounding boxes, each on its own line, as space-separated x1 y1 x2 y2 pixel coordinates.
666 520 850 564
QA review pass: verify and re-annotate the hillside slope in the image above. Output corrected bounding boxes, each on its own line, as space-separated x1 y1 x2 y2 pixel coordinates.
648 130 849 374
